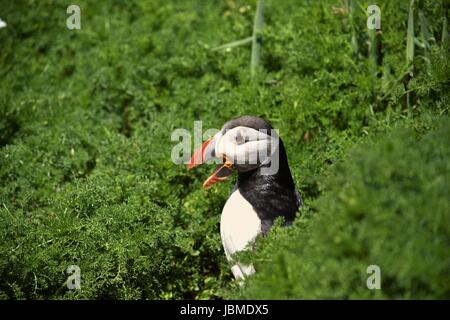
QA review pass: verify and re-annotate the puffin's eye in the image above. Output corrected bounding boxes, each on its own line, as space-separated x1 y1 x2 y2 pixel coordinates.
235 130 249 145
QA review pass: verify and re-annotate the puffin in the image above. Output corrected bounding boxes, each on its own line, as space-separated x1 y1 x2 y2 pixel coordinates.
188 115 302 281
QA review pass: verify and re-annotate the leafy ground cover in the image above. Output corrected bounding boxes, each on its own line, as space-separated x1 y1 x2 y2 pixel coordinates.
0 0 448 299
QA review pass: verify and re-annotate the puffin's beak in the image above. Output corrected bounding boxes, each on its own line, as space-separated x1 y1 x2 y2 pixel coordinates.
201 161 233 189
188 137 215 169
188 136 234 188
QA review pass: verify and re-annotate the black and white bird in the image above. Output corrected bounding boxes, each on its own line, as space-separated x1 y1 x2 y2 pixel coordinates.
188 115 302 281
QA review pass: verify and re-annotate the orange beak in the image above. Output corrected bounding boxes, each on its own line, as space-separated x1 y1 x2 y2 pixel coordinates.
188 137 234 188
188 138 214 169
201 161 233 188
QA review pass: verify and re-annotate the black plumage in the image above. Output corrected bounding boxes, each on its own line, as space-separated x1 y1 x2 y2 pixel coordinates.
223 116 303 234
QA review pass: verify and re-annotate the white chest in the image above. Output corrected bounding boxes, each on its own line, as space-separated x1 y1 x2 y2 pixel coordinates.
220 189 262 261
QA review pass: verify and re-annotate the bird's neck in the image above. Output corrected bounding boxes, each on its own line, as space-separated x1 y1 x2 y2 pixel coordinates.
235 142 299 232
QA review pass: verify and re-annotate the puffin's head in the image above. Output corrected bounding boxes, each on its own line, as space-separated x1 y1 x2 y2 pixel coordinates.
188 115 280 188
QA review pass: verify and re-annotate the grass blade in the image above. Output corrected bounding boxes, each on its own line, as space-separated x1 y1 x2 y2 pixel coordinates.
251 0 265 78
443 0 449 47
418 0 433 71
405 0 416 117
211 36 253 51
367 3 383 110
419 0 433 46
350 0 359 57
407 0 415 65
369 25 383 67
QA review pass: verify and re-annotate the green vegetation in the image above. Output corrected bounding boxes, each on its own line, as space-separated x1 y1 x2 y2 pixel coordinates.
0 0 448 299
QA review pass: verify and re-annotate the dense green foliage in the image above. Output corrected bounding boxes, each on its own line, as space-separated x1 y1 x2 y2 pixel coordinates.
0 0 448 299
